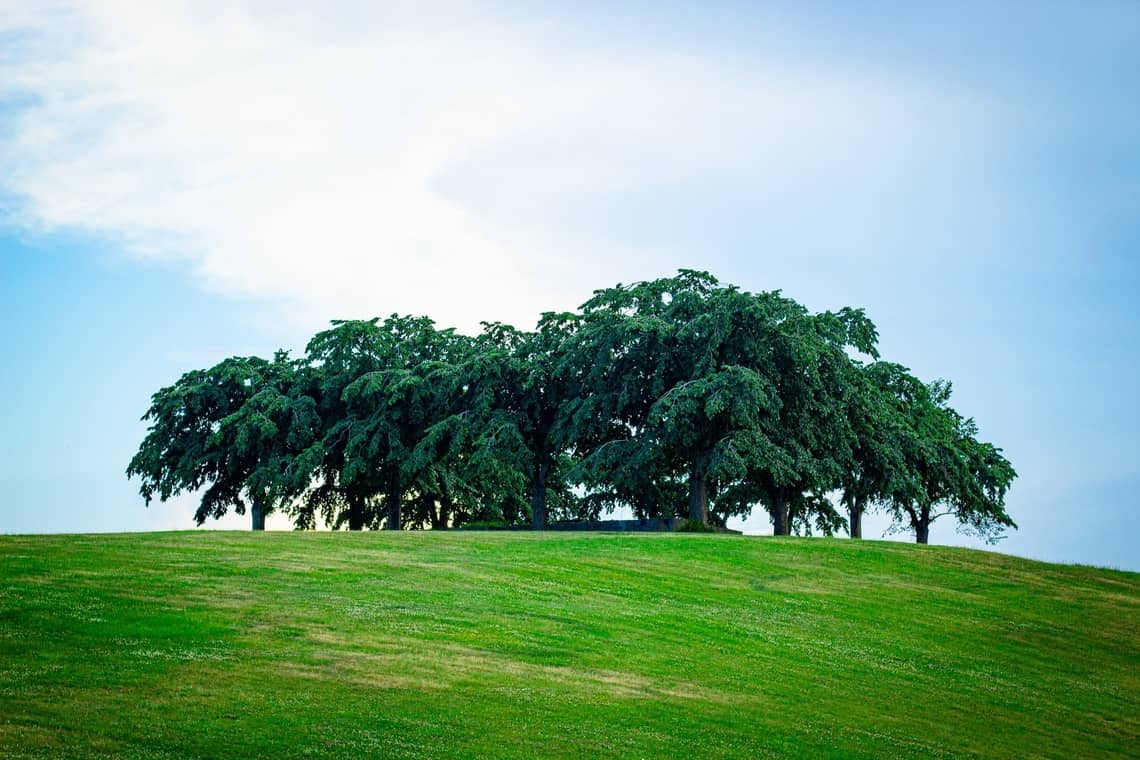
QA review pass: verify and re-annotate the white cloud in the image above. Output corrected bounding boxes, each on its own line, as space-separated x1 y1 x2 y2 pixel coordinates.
0 1 999 334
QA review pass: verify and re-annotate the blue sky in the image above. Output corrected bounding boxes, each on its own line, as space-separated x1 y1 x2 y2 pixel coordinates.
1 1 1137 570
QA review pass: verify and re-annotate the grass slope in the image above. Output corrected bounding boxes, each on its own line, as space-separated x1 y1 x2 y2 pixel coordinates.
1 532 1137 759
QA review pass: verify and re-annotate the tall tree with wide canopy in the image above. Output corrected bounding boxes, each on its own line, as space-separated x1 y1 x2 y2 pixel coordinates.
716 304 879 535
337 315 467 530
885 379 1018 544
840 361 917 538
127 352 316 529
571 273 757 524
285 318 395 530
569 270 741 523
431 316 585 529
571 271 878 531
400 326 533 528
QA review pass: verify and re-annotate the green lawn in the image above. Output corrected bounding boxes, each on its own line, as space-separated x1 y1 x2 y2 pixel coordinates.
1 532 1136 758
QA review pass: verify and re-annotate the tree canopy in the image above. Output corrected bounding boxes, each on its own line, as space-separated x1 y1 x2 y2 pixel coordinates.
128 270 1017 544
127 352 318 529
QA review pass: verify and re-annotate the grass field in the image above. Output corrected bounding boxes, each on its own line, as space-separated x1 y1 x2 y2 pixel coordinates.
1 532 1137 758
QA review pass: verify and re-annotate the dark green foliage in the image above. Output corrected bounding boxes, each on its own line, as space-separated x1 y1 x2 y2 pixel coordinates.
840 361 918 538
881 379 1017 544
337 315 465 529
568 272 785 525
128 269 1017 544
126 352 317 528
283 318 393 529
567 271 884 538
445 315 587 528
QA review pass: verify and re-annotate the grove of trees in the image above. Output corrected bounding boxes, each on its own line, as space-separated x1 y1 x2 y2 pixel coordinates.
128 271 1017 544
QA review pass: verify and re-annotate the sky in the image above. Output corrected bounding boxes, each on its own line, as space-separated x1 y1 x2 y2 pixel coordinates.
1 1 1137 570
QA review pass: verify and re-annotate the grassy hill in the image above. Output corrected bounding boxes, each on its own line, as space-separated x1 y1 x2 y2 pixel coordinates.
1 532 1136 758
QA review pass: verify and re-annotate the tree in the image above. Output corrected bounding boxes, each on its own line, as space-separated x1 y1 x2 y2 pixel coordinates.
211 355 319 529
571 271 879 532
338 315 466 530
840 362 916 539
885 379 1017 544
287 318 392 530
720 305 879 535
570 272 826 528
401 326 532 528
435 317 585 529
569 271 734 523
127 352 315 529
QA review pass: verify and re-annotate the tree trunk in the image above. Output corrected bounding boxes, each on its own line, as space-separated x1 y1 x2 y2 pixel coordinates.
438 495 452 531
251 500 265 531
915 521 930 544
347 494 365 531
386 483 402 530
688 454 708 524
531 461 548 530
424 493 442 530
848 496 864 539
772 491 790 536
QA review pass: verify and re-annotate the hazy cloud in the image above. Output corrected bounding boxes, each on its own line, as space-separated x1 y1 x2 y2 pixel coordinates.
0 0 999 333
